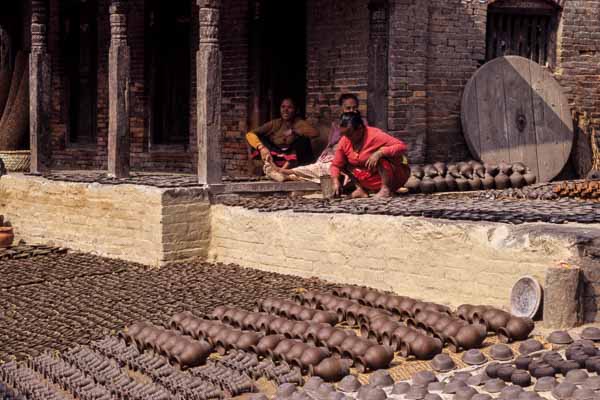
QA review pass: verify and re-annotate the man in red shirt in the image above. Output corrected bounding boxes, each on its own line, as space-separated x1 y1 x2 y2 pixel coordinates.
331 112 410 198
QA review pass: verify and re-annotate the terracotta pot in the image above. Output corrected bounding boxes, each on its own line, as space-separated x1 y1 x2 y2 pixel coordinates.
241 313 260 330
467 305 489 323
363 291 380 307
300 347 330 371
313 311 337 325
483 309 511 332
316 326 337 345
0 227 13 248
278 320 297 337
338 335 363 355
449 324 487 352
260 298 275 312
412 165 424 179
290 321 310 339
359 345 394 371
433 162 447 176
235 332 261 351
349 286 367 300
481 174 495 190
523 171 536 185
447 164 461 178
403 335 443 360
270 339 296 359
485 163 500 177
424 164 438 178
445 175 458 191
161 334 183 357
374 295 389 310
456 178 470 191
510 172 525 188
456 304 474 321
349 338 374 358
441 320 468 340
433 176 448 192
310 357 352 382
498 317 534 342
420 177 436 194
324 329 350 348
499 162 513 176
153 330 176 352
170 312 194 329
460 164 474 179
512 162 526 175
172 340 212 369
494 173 510 189
252 334 284 356
399 298 417 317
287 305 304 319
123 322 149 344
255 314 275 331
298 308 316 321
405 176 421 193
469 177 482 191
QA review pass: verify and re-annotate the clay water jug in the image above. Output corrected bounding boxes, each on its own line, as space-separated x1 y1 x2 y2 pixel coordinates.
459 163 474 179
411 165 424 179
433 176 448 192
456 178 470 191
310 358 352 382
523 169 537 185
433 162 447 176
469 177 482 191
494 173 510 189
510 172 525 188
512 162 526 175
484 163 499 177
445 175 458 191
482 173 495 190
420 177 436 194
447 164 461 178
404 176 421 193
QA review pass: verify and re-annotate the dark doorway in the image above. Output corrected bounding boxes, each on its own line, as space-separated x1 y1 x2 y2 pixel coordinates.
250 0 307 124
60 0 98 145
146 0 191 147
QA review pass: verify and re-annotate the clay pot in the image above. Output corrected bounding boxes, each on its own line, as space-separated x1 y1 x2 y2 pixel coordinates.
290 321 310 339
299 347 330 371
338 335 363 355
411 166 424 179
455 178 470 191
581 327 600 341
310 357 351 382
172 340 212 369
424 164 438 178
0 227 14 248
398 298 417 317
523 170 537 185
404 176 421 193
462 349 487 365
519 339 544 355
359 345 394 371
510 172 525 188
459 163 474 179
468 177 482 191
270 339 297 360
283 342 307 363
441 320 467 341
316 326 337 345
494 173 510 189
313 311 337 325
481 173 495 190
170 312 195 329
279 320 297 338
348 338 373 358
123 322 150 344
482 309 511 332
489 344 514 361
433 162 447 176
496 364 516 381
420 177 436 194
498 317 534 342
235 332 261 351
467 305 489 323
324 329 349 348
471 162 486 178
548 331 574 345
252 334 284 356
456 304 473 320
449 324 486 352
444 175 457 191
384 296 403 314
403 335 443 360
484 163 499 176
498 162 512 176
430 353 456 372
433 176 447 192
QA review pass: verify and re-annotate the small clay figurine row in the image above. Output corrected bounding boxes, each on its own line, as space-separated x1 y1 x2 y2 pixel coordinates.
257 298 339 325
189 361 256 396
0 361 69 400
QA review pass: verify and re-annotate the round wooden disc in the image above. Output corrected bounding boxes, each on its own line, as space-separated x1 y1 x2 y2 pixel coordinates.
461 56 573 183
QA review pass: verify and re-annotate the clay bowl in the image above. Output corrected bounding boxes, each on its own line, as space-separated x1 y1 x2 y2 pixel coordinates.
453 386 477 400
337 375 361 393
561 360 583 375
443 380 467 394
483 378 506 393
405 385 428 400
572 388 597 400
430 353 456 372
547 330 574 345
510 370 532 387
369 370 394 388
452 372 472 382
565 369 589 385
581 327 600 342
485 362 500 378
551 382 577 400
518 339 544 355
582 375 600 390
413 370 437 385
533 376 557 392
428 382 445 392
462 349 487 365
514 355 532 370
531 364 557 378
499 385 523 399
490 344 514 361
392 382 411 395
496 364 516 382
466 374 490 387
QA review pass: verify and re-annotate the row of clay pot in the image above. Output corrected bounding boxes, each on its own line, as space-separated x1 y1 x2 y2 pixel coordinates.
257 298 338 325
456 304 535 342
120 322 213 369
297 291 394 324
328 286 452 320
171 311 351 382
210 306 395 372
169 312 264 354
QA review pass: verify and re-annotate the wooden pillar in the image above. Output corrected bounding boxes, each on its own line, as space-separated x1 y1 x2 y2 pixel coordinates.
197 0 222 185
368 0 389 130
107 0 130 178
29 0 52 174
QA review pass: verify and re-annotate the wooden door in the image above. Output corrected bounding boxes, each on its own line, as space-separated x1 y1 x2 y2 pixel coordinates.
461 56 573 183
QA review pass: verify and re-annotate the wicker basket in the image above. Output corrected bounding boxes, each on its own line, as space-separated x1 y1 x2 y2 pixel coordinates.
0 150 30 172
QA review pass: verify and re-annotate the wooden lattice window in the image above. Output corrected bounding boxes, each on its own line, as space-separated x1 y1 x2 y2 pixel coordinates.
486 1 559 66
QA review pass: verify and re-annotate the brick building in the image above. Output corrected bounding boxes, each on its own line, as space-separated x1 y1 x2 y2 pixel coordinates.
1 0 598 179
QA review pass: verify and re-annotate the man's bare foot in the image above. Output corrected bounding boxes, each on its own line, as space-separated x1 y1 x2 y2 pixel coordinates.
375 186 393 198
351 187 369 198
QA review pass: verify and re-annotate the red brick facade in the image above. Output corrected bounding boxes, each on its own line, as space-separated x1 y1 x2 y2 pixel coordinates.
9 0 600 177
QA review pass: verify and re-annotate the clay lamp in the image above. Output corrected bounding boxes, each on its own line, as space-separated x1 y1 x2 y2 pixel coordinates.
466 373 490 387
392 382 411 395
490 344 514 361
471 395 492 400
565 369 589 385
582 376 600 390
483 378 505 393
510 370 532 387
406 385 428 400
533 376 557 392
443 380 467 394
514 355 532 370
430 353 456 372
453 386 477 400
369 370 394 388
413 370 437 386
548 331 574 345
551 382 577 400
462 349 487 366
496 364 516 382
580 327 600 342
337 375 361 393
428 382 445 392
518 339 544 355
572 388 596 400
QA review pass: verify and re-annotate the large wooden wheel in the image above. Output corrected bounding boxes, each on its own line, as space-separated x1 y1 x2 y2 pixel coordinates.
461 56 573 183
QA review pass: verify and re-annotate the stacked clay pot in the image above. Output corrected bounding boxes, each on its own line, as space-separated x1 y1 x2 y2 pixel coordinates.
456 305 535 342
258 298 338 325
405 160 537 194
210 306 394 372
120 322 212 369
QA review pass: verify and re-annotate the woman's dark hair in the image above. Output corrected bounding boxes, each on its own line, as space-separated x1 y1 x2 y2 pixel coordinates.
339 112 365 129
338 93 359 106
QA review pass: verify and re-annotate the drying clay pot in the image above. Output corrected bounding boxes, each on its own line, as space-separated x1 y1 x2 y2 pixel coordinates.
498 317 534 342
364 387 388 400
425 395 443 400
583 376 600 390
500 385 523 398
485 362 500 378
483 378 506 393
510 172 525 188
430 353 456 372
411 166 424 179
413 370 437 385
490 344 514 361
406 385 428 400
531 365 557 379
494 173 510 189
565 369 589 385
428 382 445 391
462 349 487 365
338 375 361 393
433 176 448 192
466 373 490 386
518 339 543 355
551 382 577 400
523 170 536 185
276 383 297 397
548 330 574 345
370 370 394 388
445 175 458 191
510 370 532 387
405 176 421 193
392 382 411 395
481 309 511 332
471 395 492 400
420 177 436 194
433 162 447 176
443 380 467 394
452 372 472 382
481 174 495 190
534 376 557 392
515 355 532 370
573 388 596 400
581 327 600 342
0 226 14 248
454 386 477 400
455 178 470 192
405 335 443 360
359 345 394 371
560 360 582 375
310 357 351 382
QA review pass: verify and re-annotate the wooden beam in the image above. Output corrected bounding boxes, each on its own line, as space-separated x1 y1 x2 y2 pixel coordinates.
29 0 51 174
197 0 222 185
107 0 130 178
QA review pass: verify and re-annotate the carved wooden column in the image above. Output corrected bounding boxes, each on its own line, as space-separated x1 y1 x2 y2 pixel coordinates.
29 0 52 174
107 0 130 178
368 0 389 130
197 0 222 185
